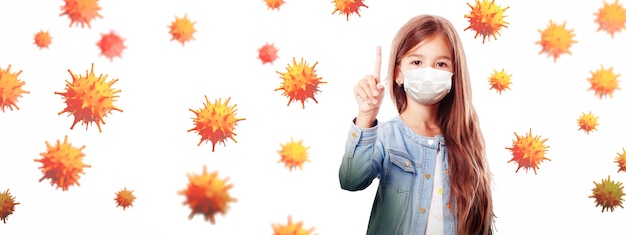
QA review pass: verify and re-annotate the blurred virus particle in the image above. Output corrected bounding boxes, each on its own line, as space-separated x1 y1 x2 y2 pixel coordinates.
56 63 122 132
464 0 510 43
169 14 196 46
587 65 621 99
487 68 512 94
615 148 626 173
264 0 285 10
97 30 126 62
35 135 91 191
188 96 245 152
577 111 599 134
178 165 237 224
60 0 102 28
332 0 368 21
536 20 577 62
258 42 279 65
33 30 52 49
506 129 550 174
0 64 30 112
589 175 624 212
272 215 317 235
277 138 311 172
594 0 626 37
275 58 327 109
0 189 19 224
115 187 136 210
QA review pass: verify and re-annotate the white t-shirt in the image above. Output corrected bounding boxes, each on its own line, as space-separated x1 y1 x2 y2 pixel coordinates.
425 145 444 235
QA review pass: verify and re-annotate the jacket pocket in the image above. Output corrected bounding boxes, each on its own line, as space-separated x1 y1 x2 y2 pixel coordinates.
387 150 416 193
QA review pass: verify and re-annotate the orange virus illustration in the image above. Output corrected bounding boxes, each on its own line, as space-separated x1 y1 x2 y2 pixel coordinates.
506 129 551 174
0 189 19 224
60 0 102 28
487 68 512 94
169 14 196 46
34 135 91 191
258 42 279 65
97 30 126 62
464 0 510 43
536 20 577 62
264 0 285 10
188 96 245 152
275 58 326 109
0 65 30 112
33 30 52 49
615 148 626 173
577 111 599 134
594 0 626 37
272 215 317 235
115 187 136 210
56 63 122 132
589 175 625 212
277 138 311 171
587 65 621 99
332 0 368 21
178 165 237 224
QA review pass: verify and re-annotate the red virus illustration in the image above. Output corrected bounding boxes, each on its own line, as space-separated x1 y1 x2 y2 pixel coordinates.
169 14 196 46
487 68 512 94
615 148 626 173
272 215 317 235
464 0 510 43
178 165 237 224
35 135 91 191
55 63 122 132
115 187 136 210
33 30 52 49
60 0 102 28
0 189 19 224
536 20 577 62
258 43 279 65
277 138 311 172
589 175 625 212
188 96 245 152
577 111 599 134
264 0 285 10
97 30 126 62
588 65 621 99
0 64 30 112
275 58 326 109
595 0 626 37
332 0 368 21
506 129 551 174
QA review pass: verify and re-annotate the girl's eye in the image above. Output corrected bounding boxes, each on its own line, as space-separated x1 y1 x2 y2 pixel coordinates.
436 62 448 67
411 60 421 66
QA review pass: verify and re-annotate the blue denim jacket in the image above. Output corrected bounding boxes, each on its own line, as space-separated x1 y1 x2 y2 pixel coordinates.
339 116 457 235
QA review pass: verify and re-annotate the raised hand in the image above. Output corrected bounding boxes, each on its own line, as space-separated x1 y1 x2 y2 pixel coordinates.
353 45 385 127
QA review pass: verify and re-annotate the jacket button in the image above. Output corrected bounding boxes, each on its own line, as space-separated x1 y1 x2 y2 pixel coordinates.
446 203 451 209
351 132 357 138
420 207 426 213
445 169 449 175
404 160 409 167
424 173 431 179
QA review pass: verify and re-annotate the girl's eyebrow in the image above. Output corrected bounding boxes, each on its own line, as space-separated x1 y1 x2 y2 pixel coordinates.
406 54 452 61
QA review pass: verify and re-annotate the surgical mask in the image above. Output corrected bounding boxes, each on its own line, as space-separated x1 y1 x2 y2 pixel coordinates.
402 67 453 105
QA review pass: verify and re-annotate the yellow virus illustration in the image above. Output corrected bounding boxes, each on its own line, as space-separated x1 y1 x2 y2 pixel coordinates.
178 165 237 224
272 215 317 235
265 0 285 10
60 0 103 28
332 0 368 21
595 0 626 37
589 175 625 212
587 65 621 99
188 96 245 152
276 58 326 109
536 20 577 62
506 129 551 174
277 138 311 172
34 135 91 191
464 0 510 43
615 148 626 173
0 189 19 224
577 111 599 134
169 14 196 46
487 68 512 94
0 65 30 112
34 30 52 49
115 187 136 210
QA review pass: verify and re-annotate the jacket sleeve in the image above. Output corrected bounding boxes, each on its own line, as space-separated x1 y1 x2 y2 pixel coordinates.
338 118 384 191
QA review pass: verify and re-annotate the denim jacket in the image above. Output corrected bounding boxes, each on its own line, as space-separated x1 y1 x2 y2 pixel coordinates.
339 116 457 235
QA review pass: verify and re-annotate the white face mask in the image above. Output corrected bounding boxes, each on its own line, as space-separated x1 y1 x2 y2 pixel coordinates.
402 67 453 105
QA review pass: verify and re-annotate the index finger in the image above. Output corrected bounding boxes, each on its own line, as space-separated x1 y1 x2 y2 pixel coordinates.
373 45 382 79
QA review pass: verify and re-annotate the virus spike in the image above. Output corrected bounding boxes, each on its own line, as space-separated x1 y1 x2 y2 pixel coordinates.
33 30 52 49
277 138 311 171
272 215 317 235
258 42 279 65
59 0 103 28
595 0 626 37
577 111 599 134
588 65 621 99
589 175 625 212
178 165 237 224
536 20 577 62
264 0 285 10
169 14 196 46
464 0 510 43
275 58 327 109
115 187 136 210
188 96 245 152
615 148 626 173
506 128 551 174
0 189 19 224
34 135 91 191
332 0 368 21
487 68 512 94
97 30 126 62
0 64 30 112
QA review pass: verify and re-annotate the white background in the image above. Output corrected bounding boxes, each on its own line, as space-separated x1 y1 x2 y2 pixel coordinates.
1 0 625 234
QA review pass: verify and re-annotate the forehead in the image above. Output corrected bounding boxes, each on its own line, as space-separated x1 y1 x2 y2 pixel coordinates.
405 34 452 59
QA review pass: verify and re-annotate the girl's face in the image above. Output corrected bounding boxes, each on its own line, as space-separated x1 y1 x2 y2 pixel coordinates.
395 34 454 85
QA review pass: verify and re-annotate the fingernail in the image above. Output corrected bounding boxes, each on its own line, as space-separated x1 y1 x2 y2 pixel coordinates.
373 90 379 96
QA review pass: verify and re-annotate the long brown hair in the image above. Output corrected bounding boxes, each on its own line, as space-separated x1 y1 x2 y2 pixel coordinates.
386 14 494 235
